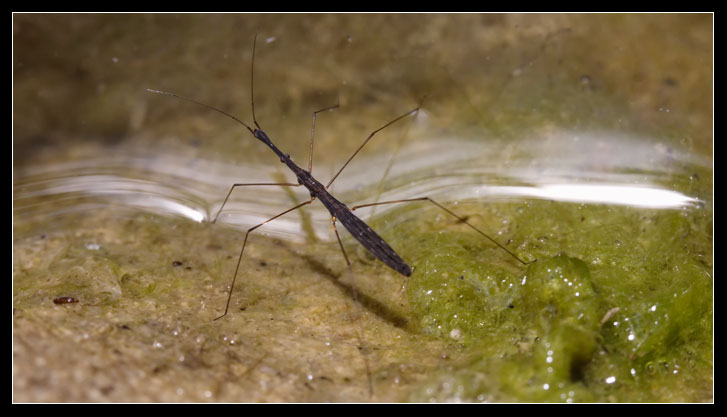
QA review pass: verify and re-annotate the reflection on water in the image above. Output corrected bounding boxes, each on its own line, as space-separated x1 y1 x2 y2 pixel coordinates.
13 129 706 242
487 184 698 208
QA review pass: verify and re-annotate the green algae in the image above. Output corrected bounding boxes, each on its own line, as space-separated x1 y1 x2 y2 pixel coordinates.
15 184 710 402
367 196 712 402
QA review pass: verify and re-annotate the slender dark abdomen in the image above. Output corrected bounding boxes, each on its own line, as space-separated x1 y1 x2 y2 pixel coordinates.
286 159 412 277
320 193 412 277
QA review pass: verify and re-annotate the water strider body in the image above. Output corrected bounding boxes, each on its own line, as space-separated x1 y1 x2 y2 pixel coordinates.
252 124 412 277
149 35 535 397
149 35 534 323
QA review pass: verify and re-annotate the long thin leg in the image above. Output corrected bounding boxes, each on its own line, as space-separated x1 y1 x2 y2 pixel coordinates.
214 198 314 321
326 106 421 190
332 216 352 268
308 103 340 174
331 216 373 397
351 197 536 266
211 182 301 224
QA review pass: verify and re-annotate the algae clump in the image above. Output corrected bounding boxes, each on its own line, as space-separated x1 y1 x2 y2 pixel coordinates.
369 197 711 402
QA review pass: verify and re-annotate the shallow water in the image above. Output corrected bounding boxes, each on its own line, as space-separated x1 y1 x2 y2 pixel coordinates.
13 14 712 403
13 127 706 242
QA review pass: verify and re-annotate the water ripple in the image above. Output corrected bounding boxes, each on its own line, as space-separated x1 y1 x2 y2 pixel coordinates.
13 130 706 241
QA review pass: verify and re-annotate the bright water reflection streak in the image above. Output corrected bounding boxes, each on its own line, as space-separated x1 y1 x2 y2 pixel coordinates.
13 130 706 242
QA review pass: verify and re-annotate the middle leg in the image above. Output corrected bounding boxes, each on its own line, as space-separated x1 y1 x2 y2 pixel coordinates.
351 197 536 266
331 216 373 397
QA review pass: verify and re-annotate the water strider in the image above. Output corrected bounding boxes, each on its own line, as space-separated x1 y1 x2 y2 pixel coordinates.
149 34 535 394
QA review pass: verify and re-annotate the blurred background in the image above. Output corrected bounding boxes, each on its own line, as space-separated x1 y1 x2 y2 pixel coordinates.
14 14 712 163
